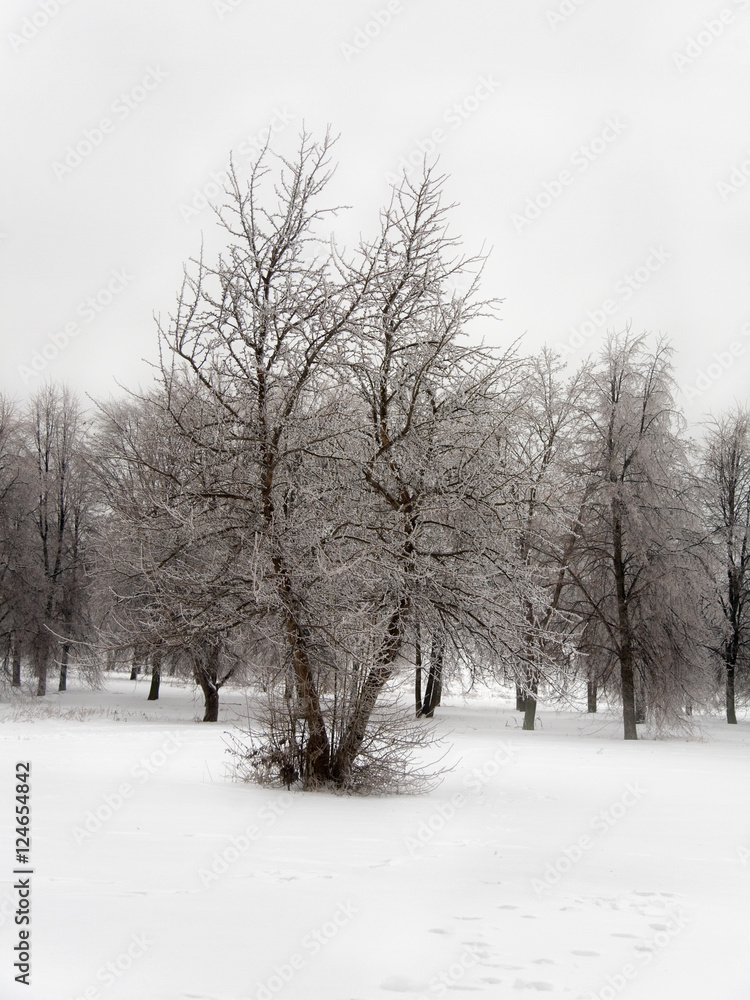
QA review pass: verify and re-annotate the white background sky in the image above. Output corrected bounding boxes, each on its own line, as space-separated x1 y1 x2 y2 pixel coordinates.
2 0 749 424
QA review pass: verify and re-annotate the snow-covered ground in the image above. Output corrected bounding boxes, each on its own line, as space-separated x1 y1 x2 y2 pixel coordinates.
1 673 748 1000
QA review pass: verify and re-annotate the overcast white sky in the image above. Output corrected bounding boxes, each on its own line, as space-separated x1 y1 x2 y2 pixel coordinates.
2 0 749 424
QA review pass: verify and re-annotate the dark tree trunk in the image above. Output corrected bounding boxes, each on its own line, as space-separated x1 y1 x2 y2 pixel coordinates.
58 642 70 692
147 653 161 701
515 683 525 712
619 648 637 739
422 636 444 718
194 644 221 722
587 681 598 713
522 672 538 731
12 644 21 687
36 659 47 696
284 616 330 784
612 500 637 740
726 663 737 724
414 629 423 718
201 682 219 722
129 665 140 680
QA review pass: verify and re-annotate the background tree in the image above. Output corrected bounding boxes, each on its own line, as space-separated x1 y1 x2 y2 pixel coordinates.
19 385 90 695
568 332 710 739
701 408 750 723
505 349 588 730
92 388 253 721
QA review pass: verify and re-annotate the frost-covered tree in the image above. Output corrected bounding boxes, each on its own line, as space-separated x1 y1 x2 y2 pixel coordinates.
92 389 251 721
19 385 90 695
505 349 589 730
150 134 540 788
700 408 750 723
568 332 710 739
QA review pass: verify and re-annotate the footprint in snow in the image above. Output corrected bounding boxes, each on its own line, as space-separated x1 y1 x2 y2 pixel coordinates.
532 959 554 965
497 904 519 910
428 928 449 934
513 980 554 991
572 950 599 957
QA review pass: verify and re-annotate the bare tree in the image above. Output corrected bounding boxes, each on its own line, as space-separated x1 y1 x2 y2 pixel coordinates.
92 389 249 721
701 408 750 723
19 385 89 695
568 332 710 739
506 349 589 730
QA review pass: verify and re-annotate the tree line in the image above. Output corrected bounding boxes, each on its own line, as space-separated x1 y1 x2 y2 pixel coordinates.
1 134 748 789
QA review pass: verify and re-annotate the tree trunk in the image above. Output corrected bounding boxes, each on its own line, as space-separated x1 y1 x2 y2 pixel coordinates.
587 681 598 713
58 642 70 692
193 643 222 722
726 662 737 724
36 658 47 696
200 681 219 722
422 636 444 718
11 643 21 687
334 602 405 784
129 664 140 680
284 616 331 785
414 629 423 718
515 683 525 711
522 671 538 731
619 647 637 739
612 500 637 740
147 652 161 701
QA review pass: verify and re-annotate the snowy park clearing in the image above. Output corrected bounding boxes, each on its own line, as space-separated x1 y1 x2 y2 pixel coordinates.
1 673 748 1000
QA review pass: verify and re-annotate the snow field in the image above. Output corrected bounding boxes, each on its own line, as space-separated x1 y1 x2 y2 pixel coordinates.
0 675 748 999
